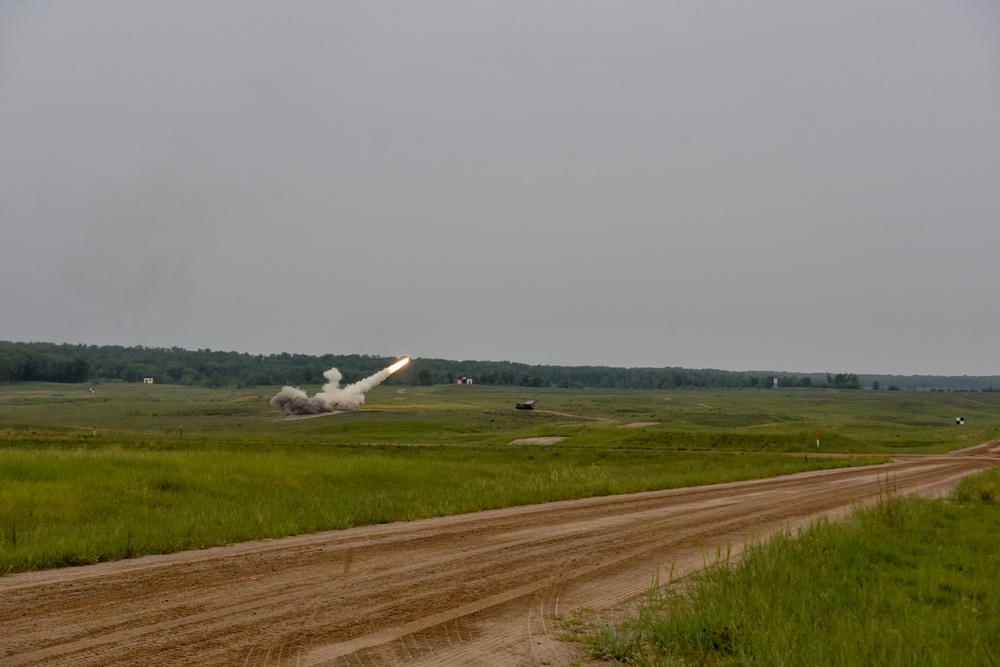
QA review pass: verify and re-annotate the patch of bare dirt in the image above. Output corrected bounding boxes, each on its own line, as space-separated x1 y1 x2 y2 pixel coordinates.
532 409 614 422
620 422 658 428
282 410 345 420
1 442 997 666
508 437 568 445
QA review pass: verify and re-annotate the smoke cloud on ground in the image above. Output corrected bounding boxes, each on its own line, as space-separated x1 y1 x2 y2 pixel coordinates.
270 358 408 416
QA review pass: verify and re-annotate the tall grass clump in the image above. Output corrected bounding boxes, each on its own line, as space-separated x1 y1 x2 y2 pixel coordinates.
952 466 1000 505
575 469 1000 666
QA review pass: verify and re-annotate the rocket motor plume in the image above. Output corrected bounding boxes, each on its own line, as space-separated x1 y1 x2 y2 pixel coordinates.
271 357 410 416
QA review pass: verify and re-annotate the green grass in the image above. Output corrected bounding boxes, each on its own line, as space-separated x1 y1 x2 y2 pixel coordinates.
572 467 1000 666
5 382 1000 451
1 381 998 575
0 445 867 574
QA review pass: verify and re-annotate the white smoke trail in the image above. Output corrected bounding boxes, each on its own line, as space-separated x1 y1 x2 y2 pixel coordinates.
270 358 409 416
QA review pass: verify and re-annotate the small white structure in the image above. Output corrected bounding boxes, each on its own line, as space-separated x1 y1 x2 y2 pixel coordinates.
143 377 154 384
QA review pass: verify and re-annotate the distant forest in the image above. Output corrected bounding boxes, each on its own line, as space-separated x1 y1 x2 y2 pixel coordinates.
1 340 998 392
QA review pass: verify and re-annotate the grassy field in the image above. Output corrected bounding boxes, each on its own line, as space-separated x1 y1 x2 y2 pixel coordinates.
573 467 1000 666
1 381 998 574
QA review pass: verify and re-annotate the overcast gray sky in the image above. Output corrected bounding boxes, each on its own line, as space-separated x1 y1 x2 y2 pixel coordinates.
2 1 999 376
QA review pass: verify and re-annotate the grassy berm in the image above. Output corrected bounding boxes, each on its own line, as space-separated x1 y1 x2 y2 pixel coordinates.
573 467 1000 667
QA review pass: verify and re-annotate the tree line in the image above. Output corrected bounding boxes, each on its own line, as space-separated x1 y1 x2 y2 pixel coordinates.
1 341 997 391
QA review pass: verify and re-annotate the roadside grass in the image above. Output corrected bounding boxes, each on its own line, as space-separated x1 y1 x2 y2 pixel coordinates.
0 446 869 574
1 382 997 575
571 467 1000 666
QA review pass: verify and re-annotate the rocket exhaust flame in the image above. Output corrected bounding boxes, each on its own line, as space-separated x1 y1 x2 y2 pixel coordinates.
270 357 410 416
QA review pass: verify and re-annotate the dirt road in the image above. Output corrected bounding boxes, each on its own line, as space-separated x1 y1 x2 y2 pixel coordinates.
2 442 998 666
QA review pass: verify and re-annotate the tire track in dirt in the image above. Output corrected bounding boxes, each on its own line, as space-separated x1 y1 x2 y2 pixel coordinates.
0 443 996 666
